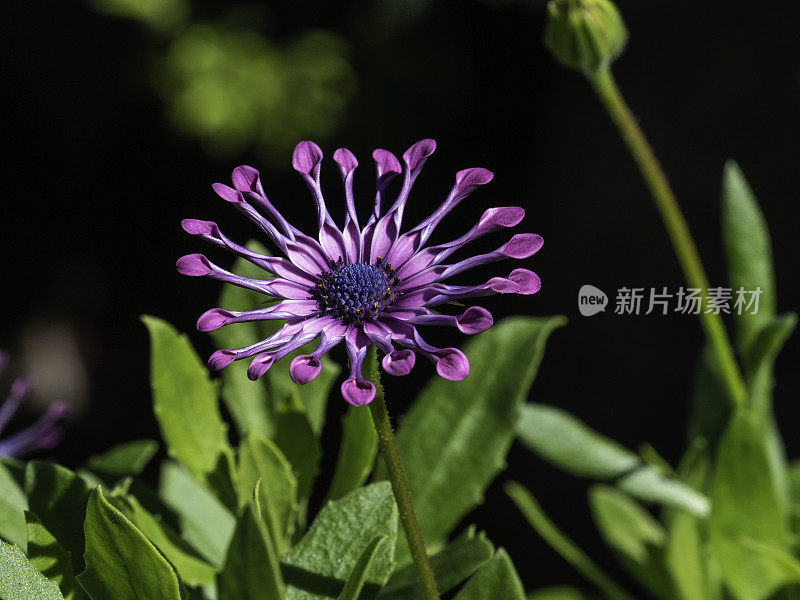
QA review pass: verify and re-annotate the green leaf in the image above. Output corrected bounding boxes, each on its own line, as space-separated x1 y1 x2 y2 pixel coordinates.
453 549 525 600
158 462 236 568
517 403 637 479
25 513 83 600
721 161 776 352
518 403 709 517
273 399 322 511
326 405 377 502
742 313 796 416
664 510 715 600
708 410 792 600
379 529 494 600
687 346 730 447
237 433 298 554
527 587 588 600
142 315 237 509
389 316 565 556
116 495 218 587
217 498 285 600
25 462 91 574
87 440 159 478
283 482 398 600
663 439 717 600
337 536 388 600
77 488 182 600
588 486 674 599
0 538 64 600
505 482 634 600
0 461 28 549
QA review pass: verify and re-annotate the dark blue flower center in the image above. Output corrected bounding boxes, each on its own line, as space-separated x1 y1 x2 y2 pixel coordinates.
314 260 399 322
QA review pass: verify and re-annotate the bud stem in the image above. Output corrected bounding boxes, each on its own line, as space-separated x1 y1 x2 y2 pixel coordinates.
365 346 440 600
587 67 748 409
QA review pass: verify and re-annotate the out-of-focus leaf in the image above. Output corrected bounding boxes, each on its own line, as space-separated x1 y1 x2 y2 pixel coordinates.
527 587 589 600
237 433 298 554
665 510 716 600
25 513 83 600
721 161 776 352
337 536 388 600
25 462 91 574
158 462 236 569
0 538 64 600
687 346 730 448
116 495 218 587
505 482 634 600
708 410 792 600
326 405 377 502
588 485 674 599
0 461 28 549
274 399 322 512
388 316 565 558
142 315 237 509
87 440 159 478
742 313 796 416
518 403 709 517
87 0 188 33
77 488 182 600
453 549 525 600
283 482 398 600
518 404 636 479
663 439 717 600
217 498 285 600
379 529 494 600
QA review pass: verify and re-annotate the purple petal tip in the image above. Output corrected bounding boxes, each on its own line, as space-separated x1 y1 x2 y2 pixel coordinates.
212 183 243 203
208 350 236 371
373 149 402 181
247 353 275 381
502 233 544 259
478 207 525 231
455 168 494 193
382 349 416 376
232 166 260 192
292 141 323 175
403 139 437 171
177 254 212 276
181 218 217 236
457 307 493 334
436 348 470 381
333 148 358 176
508 269 542 295
289 355 322 385
197 308 233 332
341 379 376 406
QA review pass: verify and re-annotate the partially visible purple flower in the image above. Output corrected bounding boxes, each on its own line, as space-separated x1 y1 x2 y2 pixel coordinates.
0 350 69 458
179 140 543 406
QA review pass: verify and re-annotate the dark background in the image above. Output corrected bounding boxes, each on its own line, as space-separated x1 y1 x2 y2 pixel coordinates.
2 0 799 594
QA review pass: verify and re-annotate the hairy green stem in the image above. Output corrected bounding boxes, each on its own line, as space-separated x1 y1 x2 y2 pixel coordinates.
365 348 440 600
588 67 748 409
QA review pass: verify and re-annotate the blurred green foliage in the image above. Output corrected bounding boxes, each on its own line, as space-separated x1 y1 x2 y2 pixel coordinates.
88 0 356 163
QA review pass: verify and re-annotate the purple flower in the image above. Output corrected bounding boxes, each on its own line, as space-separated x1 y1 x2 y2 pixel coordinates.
179 140 543 406
0 351 69 457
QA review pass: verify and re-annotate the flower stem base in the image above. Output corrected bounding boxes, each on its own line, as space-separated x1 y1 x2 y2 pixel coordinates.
365 348 440 600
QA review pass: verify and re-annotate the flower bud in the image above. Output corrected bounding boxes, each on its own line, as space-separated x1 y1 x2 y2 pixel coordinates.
544 0 628 75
